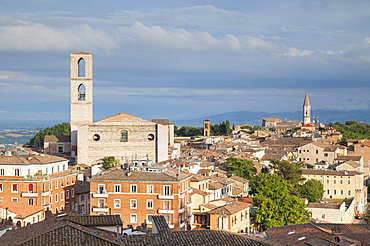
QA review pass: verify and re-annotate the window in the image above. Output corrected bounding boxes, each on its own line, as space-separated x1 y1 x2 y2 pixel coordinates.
147 200 153 209
58 144 64 153
147 214 153 224
12 184 18 192
0 184 2 192
29 198 34 205
12 198 18 202
72 188 75 197
15 168 20 176
98 199 105 208
130 199 137 209
93 134 100 141
114 199 121 208
114 184 121 193
50 181 52 190
130 214 137 223
322 214 326 219
340 180 343 184
50 195 52 204
327 179 329 184
164 185 170 195
55 180 58 189
120 130 128 142
130 185 137 193
98 184 105 194
66 190 70 199
55 193 58 202
147 185 153 193
348 190 351 196
0 168 4 176
61 192 64 201
148 134 155 141
324 153 328 157
80 194 84 202
163 200 171 210
334 180 336 184
327 189 330 194
341 190 344 195
348 180 351 185
316 150 318 154
334 190 336 195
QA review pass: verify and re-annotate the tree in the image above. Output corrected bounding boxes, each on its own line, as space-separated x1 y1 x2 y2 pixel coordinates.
175 126 202 136
327 121 370 145
102 156 121 169
225 157 257 181
298 179 324 202
254 173 311 230
24 122 71 148
269 159 304 185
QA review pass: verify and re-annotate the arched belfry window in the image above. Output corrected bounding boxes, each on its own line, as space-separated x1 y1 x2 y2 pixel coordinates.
120 130 128 142
78 84 86 101
78 58 85 77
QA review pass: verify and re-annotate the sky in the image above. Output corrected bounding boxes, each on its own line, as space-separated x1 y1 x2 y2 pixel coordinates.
0 0 369 123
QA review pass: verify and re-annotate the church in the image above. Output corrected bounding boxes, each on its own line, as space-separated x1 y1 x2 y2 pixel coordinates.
47 52 179 166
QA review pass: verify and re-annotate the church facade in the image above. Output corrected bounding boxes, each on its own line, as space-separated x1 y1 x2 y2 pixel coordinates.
68 52 178 165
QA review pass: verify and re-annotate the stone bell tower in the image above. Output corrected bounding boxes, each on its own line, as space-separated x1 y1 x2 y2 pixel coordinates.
303 91 311 125
70 52 93 159
203 119 211 137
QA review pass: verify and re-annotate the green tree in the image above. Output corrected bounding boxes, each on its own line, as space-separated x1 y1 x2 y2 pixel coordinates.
269 159 304 185
254 173 311 230
327 121 370 145
102 156 121 169
225 157 257 181
24 122 71 148
298 179 324 202
175 126 202 136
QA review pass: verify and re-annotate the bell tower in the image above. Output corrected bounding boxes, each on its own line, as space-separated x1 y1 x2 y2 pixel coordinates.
303 91 311 125
70 52 93 159
203 119 211 137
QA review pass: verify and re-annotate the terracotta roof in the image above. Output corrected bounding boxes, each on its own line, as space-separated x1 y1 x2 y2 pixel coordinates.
92 112 155 125
66 214 122 227
0 200 45 218
78 164 90 168
0 154 66 165
44 135 71 143
229 175 249 183
209 201 251 215
208 182 224 190
335 155 362 161
191 187 211 196
306 202 342 209
88 170 191 183
302 169 357 176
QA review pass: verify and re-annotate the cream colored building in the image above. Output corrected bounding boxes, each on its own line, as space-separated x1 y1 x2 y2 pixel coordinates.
306 199 355 224
297 142 347 165
66 52 178 165
302 169 367 215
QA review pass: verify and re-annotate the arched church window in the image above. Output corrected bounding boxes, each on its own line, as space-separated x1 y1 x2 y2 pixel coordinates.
120 130 128 142
78 84 86 101
78 58 85 77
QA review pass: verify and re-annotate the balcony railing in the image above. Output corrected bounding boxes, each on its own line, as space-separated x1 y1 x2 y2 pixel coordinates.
157 209 174 214
92 190 108 198
21 192 38 198
157 194 174 199
92 207 109 213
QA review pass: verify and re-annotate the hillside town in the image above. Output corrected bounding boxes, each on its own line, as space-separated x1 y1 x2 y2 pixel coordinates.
0 52 369 245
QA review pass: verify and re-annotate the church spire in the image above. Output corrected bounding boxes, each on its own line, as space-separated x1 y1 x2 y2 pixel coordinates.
303 91 311 125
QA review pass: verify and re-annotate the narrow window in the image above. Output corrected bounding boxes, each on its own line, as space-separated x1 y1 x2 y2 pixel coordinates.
120 130 128 142
12 184 18 192
114 199 121 208
15 168 20 176
130 214 137 223
130 199 137 209
0 184 2 192
114 184 121 193
130 185 137 193
164 185 170 195
147 185 153 193
78 58 85 77
29 184 34 192
147 200 153 209
0 168 4 176
78 84 86 101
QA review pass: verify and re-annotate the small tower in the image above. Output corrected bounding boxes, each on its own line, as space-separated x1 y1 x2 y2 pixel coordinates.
303 91 311 125
203 120 211 137
70 52 93 159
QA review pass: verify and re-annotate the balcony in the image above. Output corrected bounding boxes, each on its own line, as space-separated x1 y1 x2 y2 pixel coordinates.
42 191 50 196
179 207 186 214
157 194 174 200
186 201 192 207
157 209 174 214
92 190 108 198
21 192 38 198
92 207 109 213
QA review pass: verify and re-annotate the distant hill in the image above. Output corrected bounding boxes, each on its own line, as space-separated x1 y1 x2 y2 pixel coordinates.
172 109 370 127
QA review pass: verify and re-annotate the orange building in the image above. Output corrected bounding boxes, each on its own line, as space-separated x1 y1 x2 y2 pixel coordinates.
0 153 78 214
88 169 192 231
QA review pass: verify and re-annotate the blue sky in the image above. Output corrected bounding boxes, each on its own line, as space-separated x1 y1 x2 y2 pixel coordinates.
0 0 369 122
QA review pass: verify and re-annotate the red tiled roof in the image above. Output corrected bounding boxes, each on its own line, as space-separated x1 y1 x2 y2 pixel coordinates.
0 200 45 218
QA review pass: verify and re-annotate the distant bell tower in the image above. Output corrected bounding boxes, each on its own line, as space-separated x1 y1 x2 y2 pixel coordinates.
303 91 311 125
203 119 211 137
70 52 93 159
